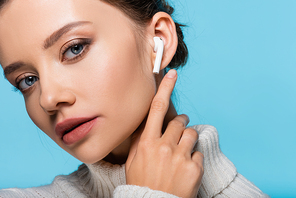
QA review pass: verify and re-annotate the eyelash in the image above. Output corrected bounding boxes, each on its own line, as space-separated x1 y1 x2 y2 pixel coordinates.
13 38 92 94
61 38 92 62
15 74 39 94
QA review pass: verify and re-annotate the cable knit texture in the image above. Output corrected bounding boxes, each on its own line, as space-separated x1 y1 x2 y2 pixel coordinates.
0 125 270 198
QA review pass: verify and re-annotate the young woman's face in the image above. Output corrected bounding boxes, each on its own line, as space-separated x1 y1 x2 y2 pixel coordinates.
0 0 156 163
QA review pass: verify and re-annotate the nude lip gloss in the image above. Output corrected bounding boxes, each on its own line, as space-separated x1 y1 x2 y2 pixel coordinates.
55 117 98 145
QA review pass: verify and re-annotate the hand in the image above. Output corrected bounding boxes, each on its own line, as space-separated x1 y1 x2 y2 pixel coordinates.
125 69 204 198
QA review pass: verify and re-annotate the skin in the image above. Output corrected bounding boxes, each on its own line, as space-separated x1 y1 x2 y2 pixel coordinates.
0 0 204 197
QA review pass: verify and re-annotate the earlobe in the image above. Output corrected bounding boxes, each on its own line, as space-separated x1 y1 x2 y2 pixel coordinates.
149 12 178 73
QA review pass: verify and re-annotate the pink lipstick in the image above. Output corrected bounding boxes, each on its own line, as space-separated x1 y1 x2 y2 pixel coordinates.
55 117 98 145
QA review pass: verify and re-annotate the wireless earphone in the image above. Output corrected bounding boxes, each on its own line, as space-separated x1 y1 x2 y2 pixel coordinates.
153 37 164 74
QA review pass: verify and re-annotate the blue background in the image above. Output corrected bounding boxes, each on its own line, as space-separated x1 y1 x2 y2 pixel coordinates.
0 0 295 197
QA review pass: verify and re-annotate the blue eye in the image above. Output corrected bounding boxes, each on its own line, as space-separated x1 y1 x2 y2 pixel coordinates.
61 38 92 62
18 76 39 91
64 44 84 60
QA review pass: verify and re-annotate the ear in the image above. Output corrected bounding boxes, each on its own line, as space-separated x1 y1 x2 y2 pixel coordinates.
147 12 178 72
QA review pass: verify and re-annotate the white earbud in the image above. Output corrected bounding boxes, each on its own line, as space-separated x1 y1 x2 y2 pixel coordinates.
153 37 164 74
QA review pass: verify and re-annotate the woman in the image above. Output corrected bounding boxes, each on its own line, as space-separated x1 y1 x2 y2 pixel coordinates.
0 0 269 197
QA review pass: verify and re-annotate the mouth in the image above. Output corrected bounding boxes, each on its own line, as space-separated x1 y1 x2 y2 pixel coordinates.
55 117 98 145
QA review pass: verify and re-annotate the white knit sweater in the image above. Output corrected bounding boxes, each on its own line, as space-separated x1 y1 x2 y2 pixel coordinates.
0 125 270 198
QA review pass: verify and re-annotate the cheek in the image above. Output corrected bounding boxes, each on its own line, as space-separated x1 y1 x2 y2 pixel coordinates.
97 42 154 112
81 38 156 136
105 66 154 137
82 32 155 112
24 94 55 140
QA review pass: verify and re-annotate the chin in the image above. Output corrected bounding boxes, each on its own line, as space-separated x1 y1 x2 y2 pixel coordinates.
74 149 108 165
65 141 110 164
60 112 146 164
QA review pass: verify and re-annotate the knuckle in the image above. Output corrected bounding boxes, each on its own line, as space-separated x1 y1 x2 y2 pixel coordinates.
151 98 167 112
184 162 198 173
192 151 204 164
184 128 198 139
159 144 173 156
173 152 186 164
193 151 204 160
188 162 204 176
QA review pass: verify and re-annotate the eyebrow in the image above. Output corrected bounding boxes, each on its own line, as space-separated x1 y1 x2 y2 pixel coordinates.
3 21 92 78
43 21 92 49
3 61 26 78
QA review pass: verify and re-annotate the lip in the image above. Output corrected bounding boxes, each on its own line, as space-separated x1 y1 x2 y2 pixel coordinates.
55 117 98 145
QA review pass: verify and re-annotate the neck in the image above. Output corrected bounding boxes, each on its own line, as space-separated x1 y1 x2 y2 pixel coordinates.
103 136 131 164
103 101 177 165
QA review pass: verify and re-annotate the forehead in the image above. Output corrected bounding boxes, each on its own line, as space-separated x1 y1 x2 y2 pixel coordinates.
0 0 71 61
0 0 130 66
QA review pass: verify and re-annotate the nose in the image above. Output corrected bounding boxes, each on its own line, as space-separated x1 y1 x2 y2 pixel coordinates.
39 76 76 115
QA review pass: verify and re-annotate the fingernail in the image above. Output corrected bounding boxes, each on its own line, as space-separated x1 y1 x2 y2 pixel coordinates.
182 114 190 125
185 114 190 123
166 69 177 79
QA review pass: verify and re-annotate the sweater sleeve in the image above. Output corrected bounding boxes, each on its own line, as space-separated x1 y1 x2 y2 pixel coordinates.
0 182 60 198
191 125 269 198
213 173 269 198
113 185 179 198
0 174 88 198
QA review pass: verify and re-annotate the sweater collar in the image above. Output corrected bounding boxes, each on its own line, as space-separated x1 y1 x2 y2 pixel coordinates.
76 125 237 198
76 160 126 197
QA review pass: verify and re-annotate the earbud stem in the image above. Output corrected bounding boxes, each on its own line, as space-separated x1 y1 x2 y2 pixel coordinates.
153 37 164 74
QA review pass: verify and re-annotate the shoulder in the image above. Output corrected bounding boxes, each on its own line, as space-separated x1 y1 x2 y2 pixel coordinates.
189 125 237 197
0 165 87 198
189 125 269 198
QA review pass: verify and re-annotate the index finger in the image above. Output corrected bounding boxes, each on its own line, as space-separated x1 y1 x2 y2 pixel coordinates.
142 69 177 139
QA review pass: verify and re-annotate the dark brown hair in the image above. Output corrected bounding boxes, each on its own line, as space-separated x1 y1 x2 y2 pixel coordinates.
101 0 188 69
0 0 188 69
0 0 9 10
